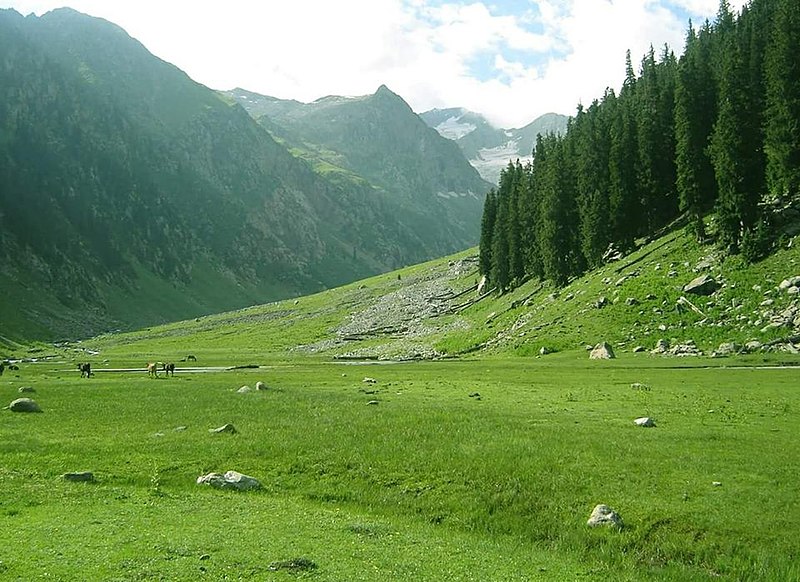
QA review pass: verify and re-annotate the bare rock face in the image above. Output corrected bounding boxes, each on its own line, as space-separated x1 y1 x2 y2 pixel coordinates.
196 470 261 491
589 342 615 359
587 504 623 528
7 398 42 412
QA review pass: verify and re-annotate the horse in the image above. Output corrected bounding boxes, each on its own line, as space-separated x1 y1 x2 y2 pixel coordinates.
0 362 4 376
77 363 93 378
162 362 175 377
147 362 159 378
186 355 197 362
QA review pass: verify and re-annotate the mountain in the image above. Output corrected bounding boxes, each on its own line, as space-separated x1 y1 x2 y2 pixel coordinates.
225 86 492 253
0 8 487 342
420 108 569 185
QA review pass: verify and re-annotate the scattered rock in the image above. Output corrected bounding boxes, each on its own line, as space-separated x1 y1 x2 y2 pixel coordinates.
63 471 95 482
367 400 379 405
632 346 646 353
268 557 317 572
237 385 252 393
468 392 481 400
18 386 35 393
174 426 188 432
630 382 650 391
625 297 639 306
594 296 610 309
587 504 623 528
209 423 237 434
651 339 670 354
196 470 261 491
779 276 800 290
711 342 740 357
712 481 722 487
634 417 656 427
362 377 377 384
683 274 719 296
255 381 267 391
589 342 615 360
539 346 550 356
7 398 42 413
744 340 763 353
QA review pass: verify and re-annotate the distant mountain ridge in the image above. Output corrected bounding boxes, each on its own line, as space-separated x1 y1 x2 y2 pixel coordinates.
420 108 569 184
0 8 489 342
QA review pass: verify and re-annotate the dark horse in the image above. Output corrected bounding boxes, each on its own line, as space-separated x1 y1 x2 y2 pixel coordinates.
77 363 93 378
162 362 176 377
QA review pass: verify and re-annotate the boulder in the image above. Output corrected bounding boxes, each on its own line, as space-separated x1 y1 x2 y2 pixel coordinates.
237 385 252 393
589 342 615 360
651 339 669 354
8 398 42 413
255 381 267 391
711 342 739 357
779 276 800 290
634 417 656 427
587 504 623 528
683 274 719 296
196 470 261 491
362 377 377 384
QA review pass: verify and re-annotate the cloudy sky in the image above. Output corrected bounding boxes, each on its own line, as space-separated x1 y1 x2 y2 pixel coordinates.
1 0 746 128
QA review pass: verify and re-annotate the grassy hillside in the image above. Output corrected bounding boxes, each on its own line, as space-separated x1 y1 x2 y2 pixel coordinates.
48 223 799 365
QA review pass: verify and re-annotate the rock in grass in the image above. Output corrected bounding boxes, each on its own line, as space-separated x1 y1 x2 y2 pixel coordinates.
196 470 261 491
362 377 377 384
683 274 719 296
634 417 656 427
587 504 623 528
18 386 35 393
268 557 317 572
589 342 615 360
8 398 42 412
209 423 237 434
237 385 252 393
255 381 268 391
630 382 651 391
63 471 95 482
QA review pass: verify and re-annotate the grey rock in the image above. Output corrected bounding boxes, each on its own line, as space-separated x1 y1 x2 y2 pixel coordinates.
237 385 252 393
255 381 268 391
196 470 261 491
711 342 740 357
18 386 35 393
630 382 650 391
63 471 95 482
362 377 377 384
209 423 237 434
8 398 42 413
587 504 623 528
651 339 670 354
589 342 615 360
779 276 800 290
634 417 656 427
683 274 719 296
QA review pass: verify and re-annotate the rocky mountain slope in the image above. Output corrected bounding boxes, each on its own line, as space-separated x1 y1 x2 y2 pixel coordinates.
420 108 569 184
225 86 491 255
0 8 489 342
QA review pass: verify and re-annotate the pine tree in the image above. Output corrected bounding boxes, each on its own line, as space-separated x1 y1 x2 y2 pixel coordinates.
478 188 497 278
765 0 800 202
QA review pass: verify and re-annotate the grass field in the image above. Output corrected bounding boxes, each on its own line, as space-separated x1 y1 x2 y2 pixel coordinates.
2 352 798 580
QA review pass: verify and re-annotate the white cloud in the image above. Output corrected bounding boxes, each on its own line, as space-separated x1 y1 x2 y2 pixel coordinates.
0 0 738 128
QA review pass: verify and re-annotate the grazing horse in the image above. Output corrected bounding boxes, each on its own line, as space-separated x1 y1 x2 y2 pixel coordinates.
0 362 4 376
163 362 175 377
186 354 197 362
147 362 159 378
77 362 93 378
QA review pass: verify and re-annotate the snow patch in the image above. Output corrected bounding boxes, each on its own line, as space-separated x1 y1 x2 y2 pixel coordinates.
435 116 477 140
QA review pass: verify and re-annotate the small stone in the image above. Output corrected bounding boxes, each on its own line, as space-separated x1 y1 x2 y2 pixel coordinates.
634 417 656 427
63 471 95 482
196 470 261 491
18 386 35 393
255 381 267 391
712 481 722 487
630 382 650 391
237 385 252 393
587 504 623 528
209 423 237 434
362 377 377 384
367 400 379 405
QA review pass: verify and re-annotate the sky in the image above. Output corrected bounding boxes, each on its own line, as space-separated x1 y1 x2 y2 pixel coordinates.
1 0 748 128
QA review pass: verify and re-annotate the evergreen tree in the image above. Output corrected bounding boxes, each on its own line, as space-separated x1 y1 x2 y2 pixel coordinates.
765 0 800 202
478 188 497 278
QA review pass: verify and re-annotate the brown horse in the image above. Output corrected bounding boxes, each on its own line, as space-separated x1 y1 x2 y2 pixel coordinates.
146 362 159 378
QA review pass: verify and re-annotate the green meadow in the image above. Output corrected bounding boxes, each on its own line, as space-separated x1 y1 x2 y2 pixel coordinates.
2 353 798 581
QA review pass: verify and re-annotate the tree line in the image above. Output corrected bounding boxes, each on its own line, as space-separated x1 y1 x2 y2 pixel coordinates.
479 0 799 292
